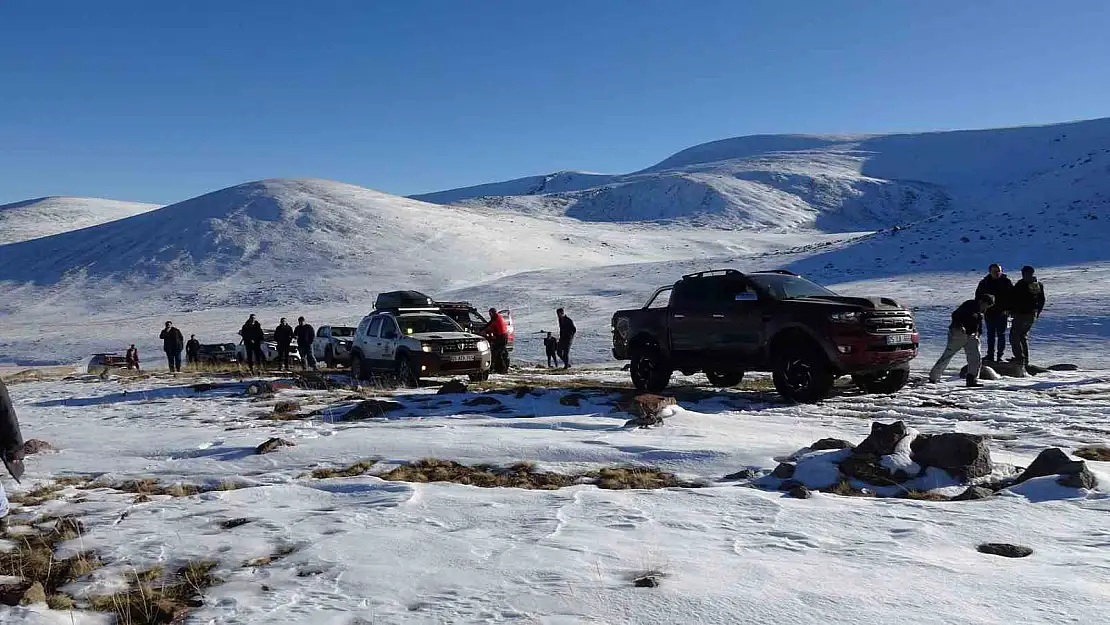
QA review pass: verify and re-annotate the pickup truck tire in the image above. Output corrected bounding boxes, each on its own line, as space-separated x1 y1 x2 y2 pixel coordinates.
397 355 420 388
350 352 370 381
772 346 834 403
852 366 911 394
630 346 672 392
705 370 744 388
325 347 337 369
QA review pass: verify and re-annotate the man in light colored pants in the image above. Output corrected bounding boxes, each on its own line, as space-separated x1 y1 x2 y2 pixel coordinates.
929 329 982 384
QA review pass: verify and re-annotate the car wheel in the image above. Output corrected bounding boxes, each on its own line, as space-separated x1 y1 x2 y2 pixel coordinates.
630 345 672 392
397 355 419 388
350 352 368 381
705 370 744 388
772 346 834 403
853 366 911 394
325 347 336 369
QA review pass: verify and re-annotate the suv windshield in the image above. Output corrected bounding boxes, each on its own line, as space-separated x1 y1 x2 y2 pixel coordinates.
749 273 837 300
332 327 355 337
397 315 462 335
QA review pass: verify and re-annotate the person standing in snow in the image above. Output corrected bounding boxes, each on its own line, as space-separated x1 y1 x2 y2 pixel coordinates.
929 294 994 386
975 263 1013 362
482 308 511 374
544 332 558 368
1 379 26 521
274 318 295 371
556 308 576 369
185 335 201 367
1009 265 1046 371
295 316 317 371
125 344 141 371
160 321 185 373
239 314 264 372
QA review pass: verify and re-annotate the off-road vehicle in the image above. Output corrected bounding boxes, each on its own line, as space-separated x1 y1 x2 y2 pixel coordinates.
311 325 356 368
611 269 918 402
350 290 492 386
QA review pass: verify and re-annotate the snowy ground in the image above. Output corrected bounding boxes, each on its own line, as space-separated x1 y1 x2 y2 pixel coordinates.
3 366 1109 624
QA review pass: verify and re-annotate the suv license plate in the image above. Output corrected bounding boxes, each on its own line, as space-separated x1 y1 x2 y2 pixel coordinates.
444 354 476 362
886 334 912 345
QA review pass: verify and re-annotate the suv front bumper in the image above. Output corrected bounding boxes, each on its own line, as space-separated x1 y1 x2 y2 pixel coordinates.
415 351 492 376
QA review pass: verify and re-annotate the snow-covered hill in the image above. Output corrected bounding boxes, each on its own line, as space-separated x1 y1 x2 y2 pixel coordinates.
0 196 160 244
414 118 1110 232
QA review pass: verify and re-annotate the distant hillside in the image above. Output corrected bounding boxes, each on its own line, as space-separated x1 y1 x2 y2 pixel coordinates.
414 118 1110 233
0 196 160 244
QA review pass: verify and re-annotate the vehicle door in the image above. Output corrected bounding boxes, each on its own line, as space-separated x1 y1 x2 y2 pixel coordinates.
313 326 329 358
668 278 715 358
714 276 765 365
362 317 384 367
377 316 401 366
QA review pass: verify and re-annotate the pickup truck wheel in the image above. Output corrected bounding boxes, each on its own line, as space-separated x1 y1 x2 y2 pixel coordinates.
630 347 672 392
325 347 336 369
772 347 834 403
853 366 911 394
350 352 369 381
397 355 419 388
705 370 744 388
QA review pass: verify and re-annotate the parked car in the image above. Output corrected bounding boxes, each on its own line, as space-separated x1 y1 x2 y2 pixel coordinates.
312 325 357 368
197 343 238 365
235 330 302 365
437 301 515 353
88 353 128 375
349 290 492 386
611 269 918 402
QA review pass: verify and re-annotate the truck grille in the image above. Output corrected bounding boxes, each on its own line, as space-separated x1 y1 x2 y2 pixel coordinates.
441 341 478 353
862 311 915 333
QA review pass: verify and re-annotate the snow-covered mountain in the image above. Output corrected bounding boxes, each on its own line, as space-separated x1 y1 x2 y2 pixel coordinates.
414 118 1110 232
0 196 160 244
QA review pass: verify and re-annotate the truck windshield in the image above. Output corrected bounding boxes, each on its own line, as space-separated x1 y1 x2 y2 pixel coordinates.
332 327 355 337
398 316 462 335
749 273 837 300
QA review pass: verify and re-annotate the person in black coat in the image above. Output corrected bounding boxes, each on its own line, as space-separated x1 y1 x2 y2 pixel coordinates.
975 263 1013 362
1 379 26 519
185 335 201 367
544 332 558 368
159 321 185 373
239 314 265 371
556 308 577 369
1009 265 1046 369
295 316 318 371
274 318 295 371
929 294 993 386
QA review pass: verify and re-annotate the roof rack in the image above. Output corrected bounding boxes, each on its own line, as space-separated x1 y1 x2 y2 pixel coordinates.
374 307 441 314
681 269 743 279
753 269 798 276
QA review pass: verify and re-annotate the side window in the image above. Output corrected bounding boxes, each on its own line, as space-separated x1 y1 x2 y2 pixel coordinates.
317 327 327 338
380 318 398 339
469 312 486 326
367 318 383 338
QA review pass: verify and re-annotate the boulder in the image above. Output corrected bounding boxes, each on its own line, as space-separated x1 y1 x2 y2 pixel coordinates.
778 479 803 491
1058 467 1098 490
619 394 677 418
1015 448 1087 483
341 399 404 421
1025 364 1050 375
255 437 295 454
1048 363 1079 372
787 485 812 499
721 468 760 481
462 396 502 407
771 463 796 479
21 439 56 455
437 380 468 395
245 381 276 396
910 433 993 480
977 543 1033 558
273 400 301 415
987 360 1027 378
559 393 587 407
0 580 46 606
959 364 1001 380
952 486 994 501
809 438 855 451
633 573 662 588
624 412 665 429
854 421 909 457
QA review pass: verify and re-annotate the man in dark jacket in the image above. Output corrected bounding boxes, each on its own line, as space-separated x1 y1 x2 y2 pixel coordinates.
1 379 26 519
185 335 201 367
975 263 1013 362
239 314 264 371
295 316 317 371
544 332 558 368
274 318 295 371
159 321 185 373
556 308 576 369
1009 265 1046 370
929 294 994 386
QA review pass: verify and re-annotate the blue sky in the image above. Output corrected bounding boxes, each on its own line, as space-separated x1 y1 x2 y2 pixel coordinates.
2 0 1109 205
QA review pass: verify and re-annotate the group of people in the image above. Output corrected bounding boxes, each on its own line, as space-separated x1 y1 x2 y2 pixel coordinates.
930 264 1047 386
543 308 577 369
239 314 318 372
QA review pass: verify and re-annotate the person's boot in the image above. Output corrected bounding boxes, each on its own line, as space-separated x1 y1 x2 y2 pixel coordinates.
966 377 982 387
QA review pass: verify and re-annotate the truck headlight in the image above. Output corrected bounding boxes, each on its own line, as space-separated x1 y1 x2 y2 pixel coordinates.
829 312 861 323
477 340 490 353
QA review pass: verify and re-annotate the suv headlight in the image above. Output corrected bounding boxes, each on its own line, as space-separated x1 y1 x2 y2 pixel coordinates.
829 312 861 323
421 343 434 353
477 340 490 352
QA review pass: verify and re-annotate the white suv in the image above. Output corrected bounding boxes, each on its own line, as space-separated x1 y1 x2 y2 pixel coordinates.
312 325 356 368
349 309 492 386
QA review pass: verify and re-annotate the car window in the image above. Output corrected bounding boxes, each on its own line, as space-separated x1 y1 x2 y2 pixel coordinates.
646 288 672 309
368 317 383 338
332 327 355 337
381 318 399 339
317 327 327 338
397 315 462 335
748 274 837 300
469 311 487 326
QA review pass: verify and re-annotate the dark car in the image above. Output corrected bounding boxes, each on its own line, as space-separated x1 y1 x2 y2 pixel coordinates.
611 269 918 402
197 343 238 365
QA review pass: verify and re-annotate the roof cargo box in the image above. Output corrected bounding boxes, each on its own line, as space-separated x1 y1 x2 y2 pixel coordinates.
374 290 436 310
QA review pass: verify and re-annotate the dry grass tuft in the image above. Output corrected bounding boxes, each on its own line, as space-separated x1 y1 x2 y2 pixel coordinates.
900 489 952 501
87 560 219 625
0 516 104 603
308 460 378 479
370 458 694 491
115 478 246 498
1075 446 1110 462
824 480 876 497
590 467 685 490
244 544 297 568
